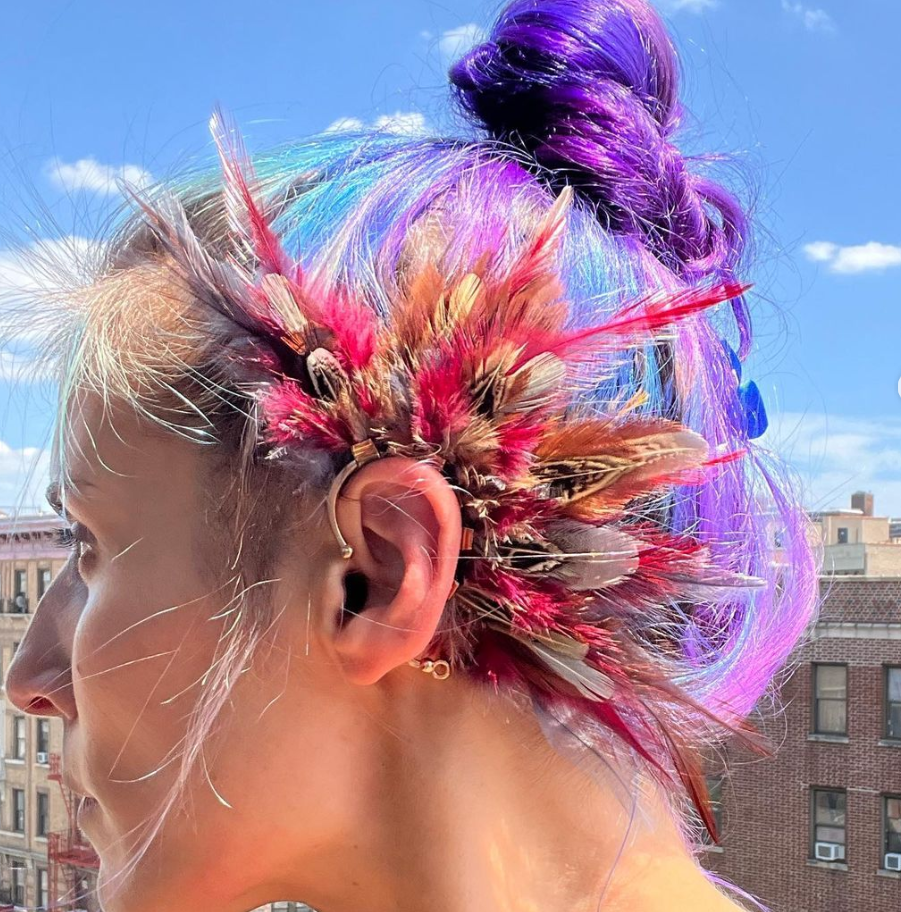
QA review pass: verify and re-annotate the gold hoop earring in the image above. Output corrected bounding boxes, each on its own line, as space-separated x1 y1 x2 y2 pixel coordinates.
408 657 452 680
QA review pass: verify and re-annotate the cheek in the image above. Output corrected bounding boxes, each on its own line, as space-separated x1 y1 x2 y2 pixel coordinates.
72 540 228 814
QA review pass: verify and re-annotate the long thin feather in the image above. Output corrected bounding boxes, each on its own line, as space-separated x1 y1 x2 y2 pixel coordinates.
209 106 292 277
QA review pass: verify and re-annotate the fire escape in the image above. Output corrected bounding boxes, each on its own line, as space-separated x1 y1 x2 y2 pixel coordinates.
47 753 100 912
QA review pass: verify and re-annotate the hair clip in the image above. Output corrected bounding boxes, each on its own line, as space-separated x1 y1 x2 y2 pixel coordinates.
722 341 768 439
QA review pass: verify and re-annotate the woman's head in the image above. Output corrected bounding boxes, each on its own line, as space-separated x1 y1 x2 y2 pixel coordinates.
6 1 818 910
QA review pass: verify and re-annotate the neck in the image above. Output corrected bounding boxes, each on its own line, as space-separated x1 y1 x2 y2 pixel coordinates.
296 680 742 912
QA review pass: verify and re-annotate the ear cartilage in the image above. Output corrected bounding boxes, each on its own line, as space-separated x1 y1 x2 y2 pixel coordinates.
327 438 382 560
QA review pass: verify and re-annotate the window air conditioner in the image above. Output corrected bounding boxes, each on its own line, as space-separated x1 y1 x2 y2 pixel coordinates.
885 853 901 872
36 752 48 764
814 842 843 862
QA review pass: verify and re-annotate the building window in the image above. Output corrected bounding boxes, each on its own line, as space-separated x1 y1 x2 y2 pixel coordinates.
11 788 26 833
812 664 847 735
811 789 846 861
74 873 92 908
884 796 901 869
36 789 50 838
11 859 25 904
36 718 50 758
886 667 901 741
836 526 849 544
37 567 52 600
12 569 27 612
12 715 26 760
37 866 49 910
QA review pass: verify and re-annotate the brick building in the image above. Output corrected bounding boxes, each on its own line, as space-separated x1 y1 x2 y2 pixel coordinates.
706 576 901 912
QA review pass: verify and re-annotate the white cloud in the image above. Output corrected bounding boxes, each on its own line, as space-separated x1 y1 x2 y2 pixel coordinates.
0 237 99 379
373 112 429 135
325 112 429 137
0 350 50 383
325 117 365 134
656 0 718 13
46 157 153 195
437 24 486 64
781 1 836 32
803 241 838 263
768 412 901 517
0 441 51 515
803 240 901 274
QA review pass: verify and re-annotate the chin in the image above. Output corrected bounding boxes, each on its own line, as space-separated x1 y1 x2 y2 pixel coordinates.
95 863 169 912
93 837 243 912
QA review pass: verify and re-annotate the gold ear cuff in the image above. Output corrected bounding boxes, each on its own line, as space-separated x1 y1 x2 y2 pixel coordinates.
326 438 381 560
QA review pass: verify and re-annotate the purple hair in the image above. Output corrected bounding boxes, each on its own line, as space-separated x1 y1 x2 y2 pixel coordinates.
451 0 753 355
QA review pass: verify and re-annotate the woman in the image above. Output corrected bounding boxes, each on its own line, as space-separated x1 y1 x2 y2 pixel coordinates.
6 1 818 910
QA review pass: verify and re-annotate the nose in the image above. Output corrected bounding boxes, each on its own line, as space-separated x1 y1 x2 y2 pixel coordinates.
5 559 83 721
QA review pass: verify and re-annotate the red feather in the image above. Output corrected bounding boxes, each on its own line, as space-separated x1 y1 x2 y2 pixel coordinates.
210 106 293 278
516 282 751 369
262 383 353 452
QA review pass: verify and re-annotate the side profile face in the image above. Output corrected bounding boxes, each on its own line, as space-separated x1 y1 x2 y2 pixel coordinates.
3 374 441 912
9 392 331 910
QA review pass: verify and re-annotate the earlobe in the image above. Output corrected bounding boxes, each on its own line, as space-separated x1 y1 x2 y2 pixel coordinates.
330 457 461 686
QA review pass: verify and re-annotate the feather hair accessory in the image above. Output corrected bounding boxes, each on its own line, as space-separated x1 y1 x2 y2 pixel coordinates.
137 110 768 838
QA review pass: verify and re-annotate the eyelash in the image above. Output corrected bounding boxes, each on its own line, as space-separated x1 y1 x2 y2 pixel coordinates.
53 524 90 563
53 526 77 549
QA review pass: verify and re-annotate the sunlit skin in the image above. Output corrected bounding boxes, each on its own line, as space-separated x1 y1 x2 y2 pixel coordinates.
6 392 746 912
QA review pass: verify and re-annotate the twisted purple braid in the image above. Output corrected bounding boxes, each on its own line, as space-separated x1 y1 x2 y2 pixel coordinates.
450 0 749 320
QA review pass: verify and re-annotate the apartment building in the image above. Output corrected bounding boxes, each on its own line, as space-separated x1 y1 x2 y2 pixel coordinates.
705 575 901 912
0 514 84 910
811 491 901 577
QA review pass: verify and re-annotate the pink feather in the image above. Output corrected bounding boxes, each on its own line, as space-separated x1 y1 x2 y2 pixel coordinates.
513 282 750 369
210 107 293 278
262 383 353 452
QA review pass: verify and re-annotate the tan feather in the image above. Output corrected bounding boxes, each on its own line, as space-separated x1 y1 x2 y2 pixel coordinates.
498 353 567 415
526 635 615 702
446 272 484 328
259 274 308 337
545 522 640 589
535 419 709 508
391 262 446 353
306 348 348 401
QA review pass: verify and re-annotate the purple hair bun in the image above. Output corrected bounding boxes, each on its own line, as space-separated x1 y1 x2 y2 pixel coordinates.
449 0 748 284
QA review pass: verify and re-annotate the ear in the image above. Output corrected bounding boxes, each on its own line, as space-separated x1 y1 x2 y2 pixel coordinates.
329 456 462 686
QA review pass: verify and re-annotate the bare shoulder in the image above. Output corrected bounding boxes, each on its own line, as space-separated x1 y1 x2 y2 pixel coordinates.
604 852 763 912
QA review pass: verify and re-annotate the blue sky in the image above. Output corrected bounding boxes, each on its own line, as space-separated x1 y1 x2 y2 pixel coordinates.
0 0 898 516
